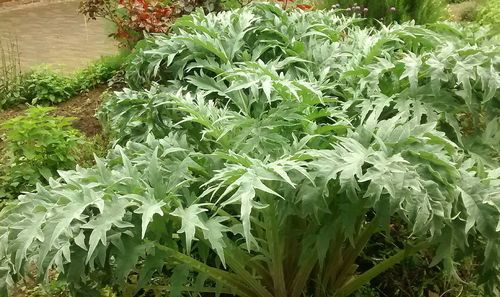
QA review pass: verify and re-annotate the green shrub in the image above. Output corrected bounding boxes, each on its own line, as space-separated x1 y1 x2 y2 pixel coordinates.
74 54 128 91
0 54 126 109
20 67 77 105
476 0 500 30
0 107 84 199
320 0 447 24
1 5 499 297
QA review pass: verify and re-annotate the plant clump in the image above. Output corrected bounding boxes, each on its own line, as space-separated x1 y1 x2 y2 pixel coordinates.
0 107 84 199
79 0 226 48
1 5 499 297
0 54 126 109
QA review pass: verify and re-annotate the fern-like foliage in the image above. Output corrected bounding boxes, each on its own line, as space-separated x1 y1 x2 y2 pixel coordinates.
1 4 499 297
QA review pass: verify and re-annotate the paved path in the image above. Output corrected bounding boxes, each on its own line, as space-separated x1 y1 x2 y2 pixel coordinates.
0 1 116 72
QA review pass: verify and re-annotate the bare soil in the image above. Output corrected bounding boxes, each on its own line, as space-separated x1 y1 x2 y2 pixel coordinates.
53 86 107 137
9 266 67 297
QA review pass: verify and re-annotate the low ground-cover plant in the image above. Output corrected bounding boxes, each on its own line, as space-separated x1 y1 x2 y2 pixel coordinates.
0 5 499 297
0 54 127 109
22 279 69 297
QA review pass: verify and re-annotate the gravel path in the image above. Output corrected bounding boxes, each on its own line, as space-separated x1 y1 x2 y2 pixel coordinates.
0 1 116 72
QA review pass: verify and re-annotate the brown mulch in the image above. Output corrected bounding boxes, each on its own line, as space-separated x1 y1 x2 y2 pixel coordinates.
53 86 107 137
0 104 25 122
9 266 68 297
0 86 107 137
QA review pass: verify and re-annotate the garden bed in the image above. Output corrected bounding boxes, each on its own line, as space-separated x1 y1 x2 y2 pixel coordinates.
0 86 106 137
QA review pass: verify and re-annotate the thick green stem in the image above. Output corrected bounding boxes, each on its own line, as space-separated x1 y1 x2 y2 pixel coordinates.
162 211 273 296
266 206 287 297
224 251 275 297
335 242 428 297
331 219 379 289
321 230 343 289
225 244 273 289
290 251 318 297
152 242 254 297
